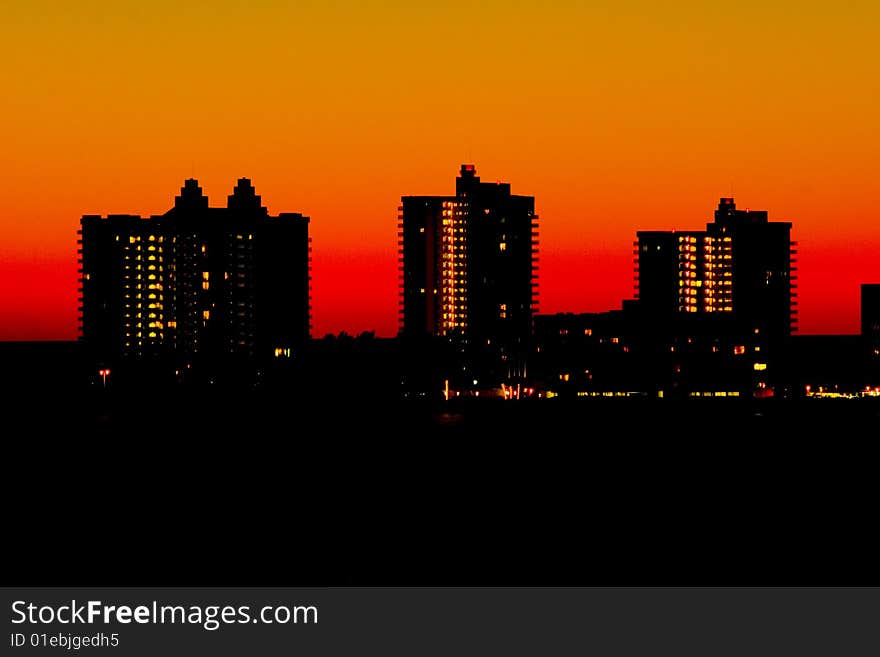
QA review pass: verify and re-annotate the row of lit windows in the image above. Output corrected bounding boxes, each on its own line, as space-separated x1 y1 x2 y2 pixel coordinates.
125 235 164 244
123 332 163 340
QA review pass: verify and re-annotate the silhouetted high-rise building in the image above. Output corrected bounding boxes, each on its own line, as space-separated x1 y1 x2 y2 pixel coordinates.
861 284 880 339
636 198 795 340
862 284 880 367
78 179 310 364
399 165 538 379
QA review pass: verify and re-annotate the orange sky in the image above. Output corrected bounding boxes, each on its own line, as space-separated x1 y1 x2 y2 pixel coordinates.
1 1 878 340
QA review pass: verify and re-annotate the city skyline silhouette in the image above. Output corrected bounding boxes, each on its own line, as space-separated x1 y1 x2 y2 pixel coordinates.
2 2 880 340
5 2 880 597
3 165 879 342
59 170 876 399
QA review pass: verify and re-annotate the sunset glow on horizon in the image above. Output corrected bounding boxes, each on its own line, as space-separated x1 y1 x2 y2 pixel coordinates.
2 1 878 340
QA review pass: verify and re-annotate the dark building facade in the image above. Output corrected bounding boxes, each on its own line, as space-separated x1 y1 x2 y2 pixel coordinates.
861 284 880 342
399 165 538 383
636 198 796 341
78 179 310 367
862 283 880 375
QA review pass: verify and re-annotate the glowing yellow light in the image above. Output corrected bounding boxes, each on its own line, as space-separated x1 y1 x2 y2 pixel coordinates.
754 363 767 371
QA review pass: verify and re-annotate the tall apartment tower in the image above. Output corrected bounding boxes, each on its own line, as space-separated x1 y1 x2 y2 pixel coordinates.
862 284 880 366
635 198 795 341
78 178 310 365
399 165 538 363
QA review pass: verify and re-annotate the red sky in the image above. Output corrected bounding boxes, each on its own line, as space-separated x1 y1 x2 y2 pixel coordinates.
1 2 878 340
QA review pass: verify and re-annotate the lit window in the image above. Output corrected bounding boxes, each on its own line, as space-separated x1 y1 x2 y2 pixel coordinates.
754 363 767 371
202 282 210 290
203 310 210 320
499 242 506 251
734 345 745 355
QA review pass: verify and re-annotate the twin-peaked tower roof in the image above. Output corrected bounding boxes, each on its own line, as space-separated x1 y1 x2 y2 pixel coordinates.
171 177 267 215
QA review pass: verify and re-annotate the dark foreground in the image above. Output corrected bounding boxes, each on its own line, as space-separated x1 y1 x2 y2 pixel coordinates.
4 388 879 586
